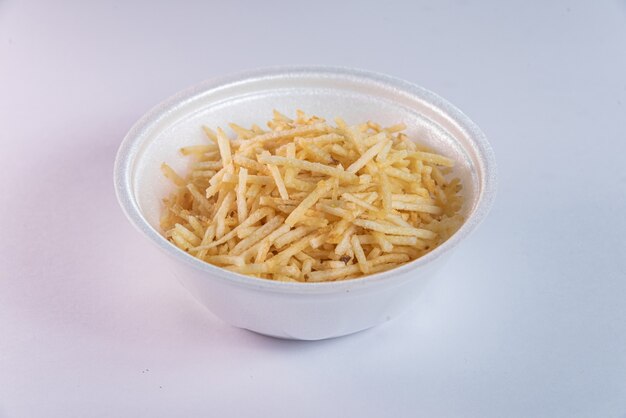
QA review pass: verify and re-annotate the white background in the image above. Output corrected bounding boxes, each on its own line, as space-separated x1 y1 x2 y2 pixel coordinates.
2 1 626 417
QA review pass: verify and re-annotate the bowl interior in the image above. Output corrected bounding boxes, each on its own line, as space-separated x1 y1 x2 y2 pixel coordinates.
129 71 484 235
115 68 496 292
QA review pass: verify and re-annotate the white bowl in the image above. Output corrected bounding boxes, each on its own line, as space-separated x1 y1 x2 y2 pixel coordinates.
114 67 496 340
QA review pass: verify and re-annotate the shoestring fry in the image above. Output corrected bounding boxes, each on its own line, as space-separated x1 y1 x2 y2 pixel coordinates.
160 110 464 282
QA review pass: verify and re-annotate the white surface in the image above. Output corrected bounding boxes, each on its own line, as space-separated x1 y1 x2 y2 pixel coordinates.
1 1 625 417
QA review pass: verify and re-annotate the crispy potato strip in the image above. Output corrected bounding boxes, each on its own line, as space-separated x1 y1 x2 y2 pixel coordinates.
161 110 464 282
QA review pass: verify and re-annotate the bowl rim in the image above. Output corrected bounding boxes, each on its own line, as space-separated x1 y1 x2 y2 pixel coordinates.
114 65 497 294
